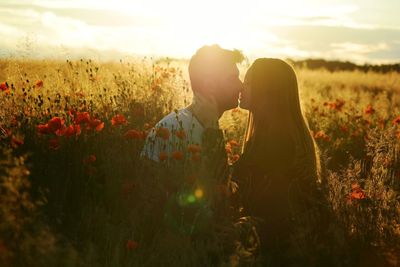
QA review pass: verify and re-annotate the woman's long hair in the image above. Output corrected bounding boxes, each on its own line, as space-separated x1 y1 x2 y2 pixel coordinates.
240 58 321 182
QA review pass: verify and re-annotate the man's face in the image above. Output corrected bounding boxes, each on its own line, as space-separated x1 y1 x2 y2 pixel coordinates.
214 63 243 111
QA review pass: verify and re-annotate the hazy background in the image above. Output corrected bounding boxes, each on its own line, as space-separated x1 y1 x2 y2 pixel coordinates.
1 0 399 63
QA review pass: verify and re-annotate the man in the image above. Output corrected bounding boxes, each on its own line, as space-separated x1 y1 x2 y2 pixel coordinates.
141 44 244 162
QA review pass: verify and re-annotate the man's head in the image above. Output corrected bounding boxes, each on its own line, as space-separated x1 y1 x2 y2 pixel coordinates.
189 44 244 112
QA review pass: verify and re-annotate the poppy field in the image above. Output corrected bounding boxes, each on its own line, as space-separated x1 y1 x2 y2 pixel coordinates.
0 58 399 266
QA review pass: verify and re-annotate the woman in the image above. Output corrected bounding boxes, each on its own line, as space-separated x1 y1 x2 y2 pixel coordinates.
234 58 323 265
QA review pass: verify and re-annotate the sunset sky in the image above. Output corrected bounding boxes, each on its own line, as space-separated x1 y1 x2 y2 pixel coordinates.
1 0 399 63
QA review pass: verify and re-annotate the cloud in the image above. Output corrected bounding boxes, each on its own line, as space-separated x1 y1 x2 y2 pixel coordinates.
0 1 399 63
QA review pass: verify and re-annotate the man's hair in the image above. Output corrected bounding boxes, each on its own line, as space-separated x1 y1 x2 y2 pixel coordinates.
188 44 244 93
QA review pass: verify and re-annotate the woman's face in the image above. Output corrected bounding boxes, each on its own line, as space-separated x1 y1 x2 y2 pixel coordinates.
239 72 252 110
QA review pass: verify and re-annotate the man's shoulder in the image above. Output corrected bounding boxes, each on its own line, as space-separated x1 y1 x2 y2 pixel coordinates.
156 108 196 129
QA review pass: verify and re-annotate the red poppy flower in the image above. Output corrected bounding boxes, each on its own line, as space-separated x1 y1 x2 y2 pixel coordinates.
87 118 104 132
364 104 375 115
156 127 170 140
55 125 68 136
63 125 75 137
35 80 43 88
231 154 240 163
37 124 51 134
340 125 349 133
74 124 81 135
111 114 127 126
314 130 330 141
348 183 366 202
159 151 168 162
175 130 186 140
11 136 24 147
124 129 142 140
228 140 239 147
126 240 138 250
0 82 8 91
188 144 201 153
172 150 184 160
75 112 90 124
392 116 400 125
47 117 64 132
328 99 345 111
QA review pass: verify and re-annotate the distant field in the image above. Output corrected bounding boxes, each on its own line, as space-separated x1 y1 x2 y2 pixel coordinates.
1 58 399 266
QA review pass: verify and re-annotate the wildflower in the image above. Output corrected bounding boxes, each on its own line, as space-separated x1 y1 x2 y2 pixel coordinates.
328 99 345 111
75 112 90 124
172 150 184 160
63 125 77 137
74 124 82 135
48 138 60 150
35 80 43 88
231 154 240 163
111 114 127 126
175 130 186 140
126 240 138 250
314 130 330 141
188 144 201 153
124 129 142 140
392 116 400 125
229 140 239 147
55 125 68 136
11 136 24 147
159 151 168 162
47 117 64 132
348 183 366 202
340 125 349 133
156 127 170 140
364 104 375 115
37 124 51 134
88 118 104 132
0 82 8 91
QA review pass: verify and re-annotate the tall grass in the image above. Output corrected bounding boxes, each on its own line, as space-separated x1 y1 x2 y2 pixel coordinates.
0 58 399 266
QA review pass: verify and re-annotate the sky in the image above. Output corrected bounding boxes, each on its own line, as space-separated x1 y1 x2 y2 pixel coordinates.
0 0 399 63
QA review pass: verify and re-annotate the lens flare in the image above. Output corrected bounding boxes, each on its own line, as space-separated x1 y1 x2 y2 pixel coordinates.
194 188 204 199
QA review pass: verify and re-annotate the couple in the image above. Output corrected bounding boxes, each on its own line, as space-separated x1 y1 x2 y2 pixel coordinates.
141 45 322 265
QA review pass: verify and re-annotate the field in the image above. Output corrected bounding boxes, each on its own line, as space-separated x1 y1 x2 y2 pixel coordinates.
0 58 400 266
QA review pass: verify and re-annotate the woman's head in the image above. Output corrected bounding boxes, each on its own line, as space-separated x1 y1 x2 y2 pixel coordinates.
239 58 320 179
240 58 300 122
